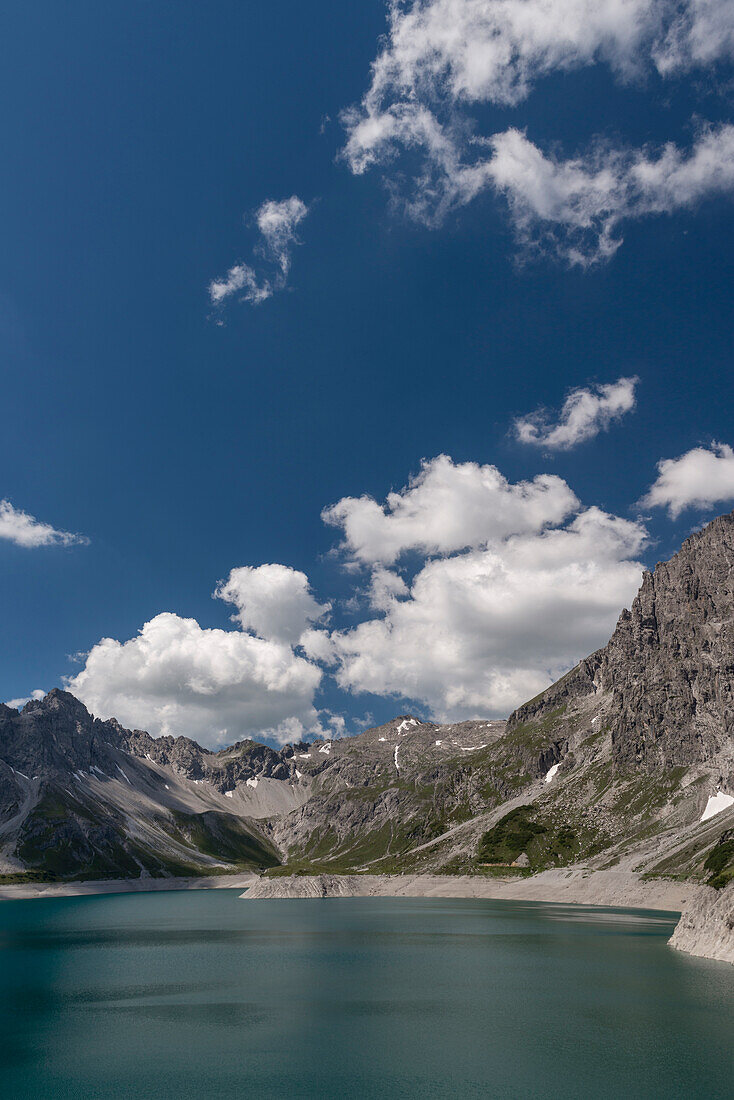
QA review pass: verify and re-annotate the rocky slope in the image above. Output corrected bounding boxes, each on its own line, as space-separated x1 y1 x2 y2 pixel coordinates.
0 692 291 879
509 510 734 775
242 870 699 911
1 512 733 942
669 880 734 963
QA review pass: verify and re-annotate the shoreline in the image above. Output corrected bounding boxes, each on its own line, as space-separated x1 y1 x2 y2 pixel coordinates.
0 867 698 912
5 868 729 963
0 872 260 901
240 869 700 912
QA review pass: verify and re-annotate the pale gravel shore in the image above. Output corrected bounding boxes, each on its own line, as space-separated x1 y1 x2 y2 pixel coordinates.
241 869 701 912
4 867 728 963
0 868 701 910
0 872 259 901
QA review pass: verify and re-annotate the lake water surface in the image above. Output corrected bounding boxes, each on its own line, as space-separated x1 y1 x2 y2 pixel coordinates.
0 890 732 1098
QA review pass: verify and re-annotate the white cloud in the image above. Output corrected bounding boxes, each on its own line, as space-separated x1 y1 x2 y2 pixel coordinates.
320 453 648 719
341 0 734 260
515 376 638 449
0 499 88 549
208 263 272 307
299 627 337 666
255 197 310 273
368 122 734 265
486 125 734 265
6 689 45 709
344 0 663 168
329 506 647 719
322 454 579 566
655 0 734 71
327 713 346 736
209 195 309 308
368 568 410 610
214 564 330 644
68 567 327 746
642 442 734 517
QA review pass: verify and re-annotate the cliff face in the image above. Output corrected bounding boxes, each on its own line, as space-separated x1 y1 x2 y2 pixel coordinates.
669 880 734 964
509 512 734 779
604 514 734 772
0 689 296 790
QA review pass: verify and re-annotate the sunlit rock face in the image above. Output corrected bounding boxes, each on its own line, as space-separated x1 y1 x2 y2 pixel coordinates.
510 510 734 778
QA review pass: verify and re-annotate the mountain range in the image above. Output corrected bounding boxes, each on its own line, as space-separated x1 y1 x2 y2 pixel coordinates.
1 511 733 898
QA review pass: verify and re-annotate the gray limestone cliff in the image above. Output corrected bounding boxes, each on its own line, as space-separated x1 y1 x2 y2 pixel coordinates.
669 880 734 964
509 511 734 780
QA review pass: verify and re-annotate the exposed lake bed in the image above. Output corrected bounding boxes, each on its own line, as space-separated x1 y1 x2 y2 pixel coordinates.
1 889 732 1099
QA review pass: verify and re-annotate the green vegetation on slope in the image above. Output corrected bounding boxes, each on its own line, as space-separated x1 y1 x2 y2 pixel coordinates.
476 805 593 871
477 807 548 865
16 791 144 879
704 831 734 890
168 810 280 871
15 789 280 880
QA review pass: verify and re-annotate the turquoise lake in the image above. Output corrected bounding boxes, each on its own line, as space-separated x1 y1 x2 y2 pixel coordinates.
0 890 732 1099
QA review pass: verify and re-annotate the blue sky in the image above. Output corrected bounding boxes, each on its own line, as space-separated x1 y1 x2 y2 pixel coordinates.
2 0 733 745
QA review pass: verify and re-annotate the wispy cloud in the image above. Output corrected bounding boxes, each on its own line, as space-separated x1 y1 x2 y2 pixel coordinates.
0 499 88 549
341 0 734 263
515 376 638 450
209 196 309 309
486 126 734 266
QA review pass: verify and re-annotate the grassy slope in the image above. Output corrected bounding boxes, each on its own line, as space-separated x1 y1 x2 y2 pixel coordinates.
13 788 280 881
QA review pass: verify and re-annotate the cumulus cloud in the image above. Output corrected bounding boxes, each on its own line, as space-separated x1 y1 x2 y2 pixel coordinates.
209 196 309 308
0 499 88 549
319 452 649 718
68 568 326 746
515 376 638 449
329 506 647 719
642 442 734 517
368 568 410 611
341 0 734 261
322 454 579 566
214 564 330 644
6 689 45 709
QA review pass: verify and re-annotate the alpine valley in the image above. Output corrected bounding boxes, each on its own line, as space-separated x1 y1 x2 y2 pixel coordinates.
2 512 733 962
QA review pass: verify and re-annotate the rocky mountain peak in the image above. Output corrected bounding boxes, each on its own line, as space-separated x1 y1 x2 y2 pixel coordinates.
602 509 734 771
508 508 734 776
22 688 91 720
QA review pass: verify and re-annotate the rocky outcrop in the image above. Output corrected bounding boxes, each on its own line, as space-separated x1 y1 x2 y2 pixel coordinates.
244 874 363 898
267 716 510 862
507 653 603 730
0 690 104 777
241 870 701 910
669 881 734 964
604 514 734 772
0 691 283 879
0 690 299 792
508 511 734 778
